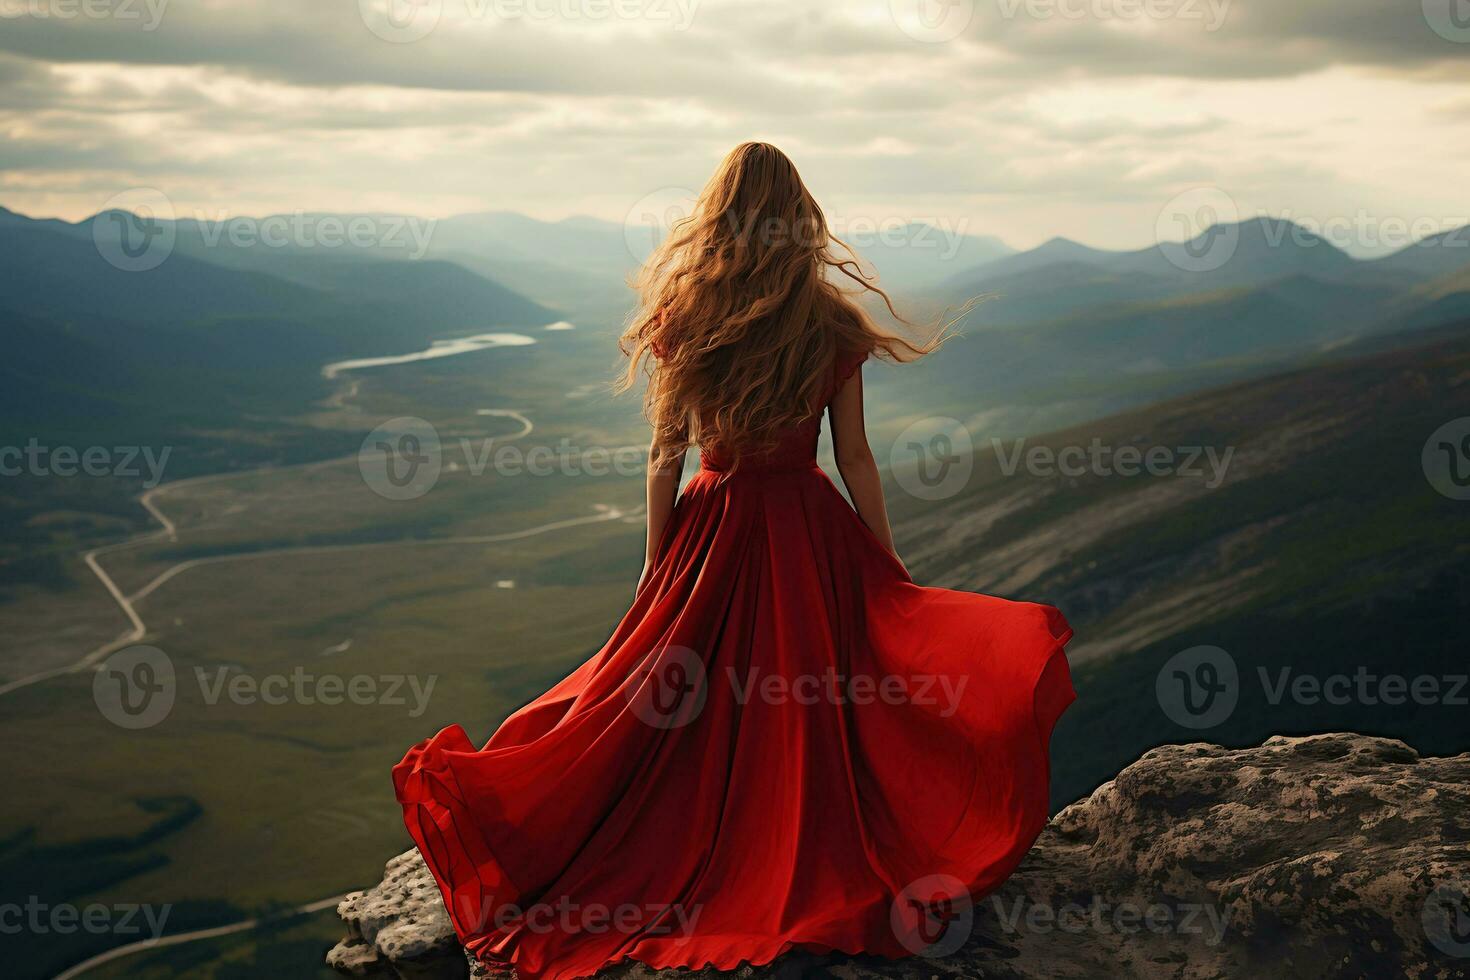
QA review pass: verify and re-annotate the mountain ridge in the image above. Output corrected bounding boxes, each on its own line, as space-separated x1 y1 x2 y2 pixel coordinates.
943 217 1470 300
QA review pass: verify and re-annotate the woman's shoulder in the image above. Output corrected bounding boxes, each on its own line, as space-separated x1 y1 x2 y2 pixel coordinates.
833 340 871 387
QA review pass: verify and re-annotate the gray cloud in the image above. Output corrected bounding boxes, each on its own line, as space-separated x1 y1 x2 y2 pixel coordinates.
958 0 1470 79
0 0 1465 252
0 0 1460 102
0 2 813 100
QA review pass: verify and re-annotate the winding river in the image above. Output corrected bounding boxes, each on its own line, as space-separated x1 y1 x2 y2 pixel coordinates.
321 331 538 379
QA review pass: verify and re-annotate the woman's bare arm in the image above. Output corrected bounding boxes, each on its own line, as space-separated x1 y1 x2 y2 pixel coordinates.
640 443 686 593
828 366 899 559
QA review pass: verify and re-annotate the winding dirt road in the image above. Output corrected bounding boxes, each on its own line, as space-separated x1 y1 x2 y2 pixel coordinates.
50 894 352 980
1 407 637 700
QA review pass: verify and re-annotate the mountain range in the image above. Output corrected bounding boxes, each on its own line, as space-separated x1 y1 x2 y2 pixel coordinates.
0 208 554 433
6 199 1470 530
869 217 1470 439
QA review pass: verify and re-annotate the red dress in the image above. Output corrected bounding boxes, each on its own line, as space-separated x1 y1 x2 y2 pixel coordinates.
393 349 1075 979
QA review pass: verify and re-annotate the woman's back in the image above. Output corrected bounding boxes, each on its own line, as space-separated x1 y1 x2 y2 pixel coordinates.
696 346 867 474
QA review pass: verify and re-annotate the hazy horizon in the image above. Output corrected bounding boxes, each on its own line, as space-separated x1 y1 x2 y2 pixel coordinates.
6 197 1466 261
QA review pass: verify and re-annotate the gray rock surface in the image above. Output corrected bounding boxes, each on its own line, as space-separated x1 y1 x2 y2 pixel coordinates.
329 733 1470 978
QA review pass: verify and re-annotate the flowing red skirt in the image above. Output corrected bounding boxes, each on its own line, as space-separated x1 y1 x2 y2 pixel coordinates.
393 464 1074 980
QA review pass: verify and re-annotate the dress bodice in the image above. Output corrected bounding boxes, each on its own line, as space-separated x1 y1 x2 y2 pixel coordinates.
697 348 867 474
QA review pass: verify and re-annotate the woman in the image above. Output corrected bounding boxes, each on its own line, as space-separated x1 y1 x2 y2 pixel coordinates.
394 142 1074 979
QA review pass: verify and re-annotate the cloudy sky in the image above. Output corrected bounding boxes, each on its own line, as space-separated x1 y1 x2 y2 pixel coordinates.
1 0 1467 253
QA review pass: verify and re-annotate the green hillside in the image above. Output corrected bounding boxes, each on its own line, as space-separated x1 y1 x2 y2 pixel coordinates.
889 321 1470 806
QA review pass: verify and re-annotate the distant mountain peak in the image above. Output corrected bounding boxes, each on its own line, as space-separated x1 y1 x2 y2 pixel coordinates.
1231 214 1322 241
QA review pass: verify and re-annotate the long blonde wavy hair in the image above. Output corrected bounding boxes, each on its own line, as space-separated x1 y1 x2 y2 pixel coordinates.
617 141 947 467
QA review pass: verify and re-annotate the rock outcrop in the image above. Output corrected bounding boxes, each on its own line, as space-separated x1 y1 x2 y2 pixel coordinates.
328 733 1470 978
